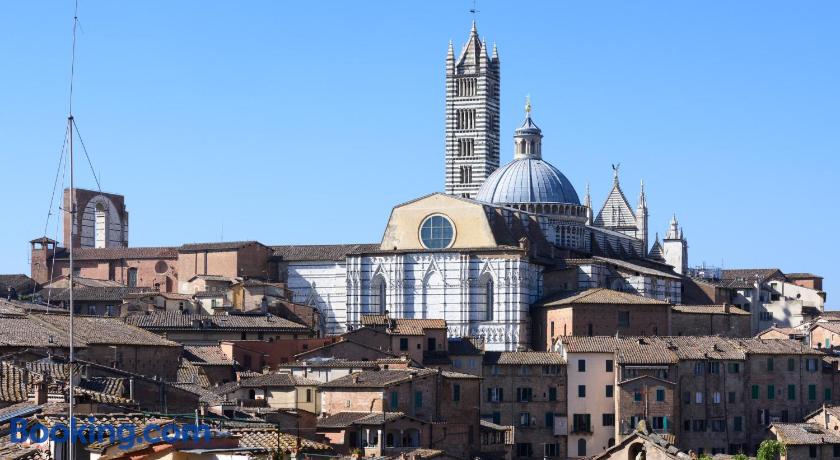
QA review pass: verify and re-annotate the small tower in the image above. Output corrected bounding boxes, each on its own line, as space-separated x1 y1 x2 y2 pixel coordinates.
445 22 500 198
584 183 593 225
662 214 688 275
513 96 542 159
636 180 649 253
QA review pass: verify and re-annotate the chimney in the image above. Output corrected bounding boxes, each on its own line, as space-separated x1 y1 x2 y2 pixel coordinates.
35 380 48 405
724 304 730 314
825 404 830 429
129 378 135 401
352 374 359 384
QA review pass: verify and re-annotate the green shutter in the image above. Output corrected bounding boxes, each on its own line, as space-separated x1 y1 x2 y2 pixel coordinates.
767 385 775 400
809 384 817 401
788 385 796 400
751 385 759 399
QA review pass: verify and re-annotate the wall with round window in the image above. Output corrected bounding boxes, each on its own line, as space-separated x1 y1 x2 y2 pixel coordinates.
419 214 456 249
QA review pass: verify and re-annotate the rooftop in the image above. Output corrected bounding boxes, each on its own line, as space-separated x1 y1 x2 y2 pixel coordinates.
539 288 671 307
272 243 380 261
484 351 565 365
124 311 310 332
317 411 408 429
772 423 840 445
672 304 750 315
360 314 447 335
320 369 437 389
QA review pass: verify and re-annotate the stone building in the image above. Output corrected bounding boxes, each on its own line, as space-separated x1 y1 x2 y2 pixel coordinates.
480 351 567 459
670 304 751 337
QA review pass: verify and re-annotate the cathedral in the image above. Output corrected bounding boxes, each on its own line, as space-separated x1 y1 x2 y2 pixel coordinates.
281 23 690 350
32 23 691 351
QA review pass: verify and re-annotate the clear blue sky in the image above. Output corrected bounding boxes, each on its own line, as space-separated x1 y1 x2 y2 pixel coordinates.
1 1 837 305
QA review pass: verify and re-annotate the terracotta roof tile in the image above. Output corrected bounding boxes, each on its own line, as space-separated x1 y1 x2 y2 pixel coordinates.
177 360 211 387
124 311 309 332
237 373 320 388
231 427 332 452
272 244 380 261
56 247 177 261
360 315 447 335
560 336 620 353
179 241 266 252
184 345 234 365
540 288 670 307
32 314 179 346
772 423 840 445
320 369 436 388
317 411 406 428
672 305 750 316
483 352 565 365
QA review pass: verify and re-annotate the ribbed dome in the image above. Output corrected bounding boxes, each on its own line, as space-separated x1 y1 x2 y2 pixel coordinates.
476 158 581 205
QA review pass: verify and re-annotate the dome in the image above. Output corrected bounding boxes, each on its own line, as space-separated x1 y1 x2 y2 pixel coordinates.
475 97 580 206
476 157 581 205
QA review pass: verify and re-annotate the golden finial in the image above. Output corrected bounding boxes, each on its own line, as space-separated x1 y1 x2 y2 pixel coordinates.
525 95 531 115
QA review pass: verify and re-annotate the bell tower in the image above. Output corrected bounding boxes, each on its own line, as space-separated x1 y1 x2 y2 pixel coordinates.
445 22 500 198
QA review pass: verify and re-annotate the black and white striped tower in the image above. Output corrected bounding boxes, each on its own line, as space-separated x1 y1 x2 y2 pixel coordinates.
444 22 500 198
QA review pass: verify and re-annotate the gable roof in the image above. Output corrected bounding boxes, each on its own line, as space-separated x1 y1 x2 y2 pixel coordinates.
184 345 234 365
32 314 180 347
560 336 620 353
237 373 321 388
319 369 436 389
539 288 670 307
124 312 309 332
772 423 840 445
594 181 636 230
360 315 447 335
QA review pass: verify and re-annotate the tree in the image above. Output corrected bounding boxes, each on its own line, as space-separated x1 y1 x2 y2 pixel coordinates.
758 440 785 460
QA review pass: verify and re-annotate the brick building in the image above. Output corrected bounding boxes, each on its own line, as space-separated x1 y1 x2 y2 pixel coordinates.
123 311 312 345
481 351 567 459
670 304 751 337
318 368 481 458
533 288 671 350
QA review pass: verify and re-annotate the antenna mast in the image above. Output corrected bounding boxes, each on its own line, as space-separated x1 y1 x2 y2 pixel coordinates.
67 1 79 459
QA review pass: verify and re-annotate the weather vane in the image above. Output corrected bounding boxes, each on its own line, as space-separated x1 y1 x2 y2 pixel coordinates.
470 0 479 17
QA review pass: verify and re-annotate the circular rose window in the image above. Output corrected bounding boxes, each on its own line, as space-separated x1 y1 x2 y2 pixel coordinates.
155 261 168 274
419 214 455 249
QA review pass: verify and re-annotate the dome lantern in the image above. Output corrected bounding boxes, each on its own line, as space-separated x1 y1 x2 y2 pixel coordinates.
514 96 543 160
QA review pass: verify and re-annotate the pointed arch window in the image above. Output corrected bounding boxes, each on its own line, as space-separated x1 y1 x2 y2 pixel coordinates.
485 278 494 321
378 281 387 314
